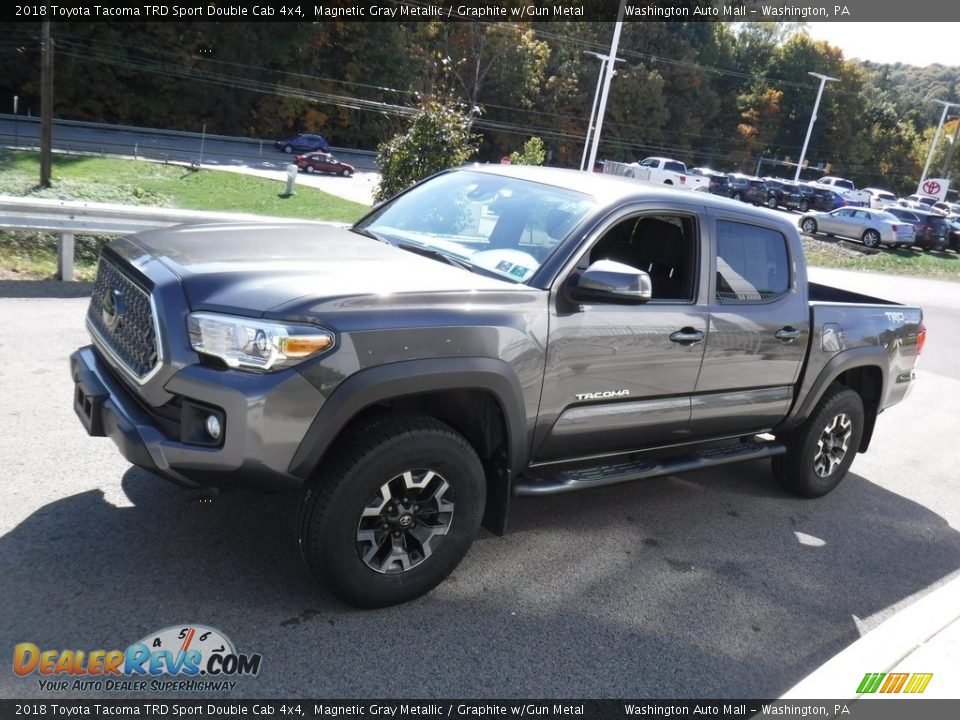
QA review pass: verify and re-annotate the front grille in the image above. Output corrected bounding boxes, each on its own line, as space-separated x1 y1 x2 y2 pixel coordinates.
87 256 160 380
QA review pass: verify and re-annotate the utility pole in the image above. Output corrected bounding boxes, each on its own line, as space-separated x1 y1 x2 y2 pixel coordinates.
586 0 625 174
794 72 838 182
40 17 53 188
580 51 624 172
939 116 960 179
918 100 960 187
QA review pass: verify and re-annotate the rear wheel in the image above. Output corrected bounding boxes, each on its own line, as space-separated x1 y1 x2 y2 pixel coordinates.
298 415 486 608
799 199 811 213
862 229 881 248
800 218 818 235
774 386 864 498
766 195 778 209
283 144 293 154
341 168 352 177
733 191 743 201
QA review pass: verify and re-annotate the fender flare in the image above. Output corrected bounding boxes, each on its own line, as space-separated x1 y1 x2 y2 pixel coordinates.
288 357 530 481
777 346 888 435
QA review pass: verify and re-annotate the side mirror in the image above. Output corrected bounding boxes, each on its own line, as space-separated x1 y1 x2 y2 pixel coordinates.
570 259 652 303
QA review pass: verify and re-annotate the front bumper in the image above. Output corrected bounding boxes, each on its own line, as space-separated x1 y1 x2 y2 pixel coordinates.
71 345 324 492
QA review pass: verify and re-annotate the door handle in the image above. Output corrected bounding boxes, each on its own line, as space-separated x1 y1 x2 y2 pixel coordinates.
669 328 705 346
775 327 802 342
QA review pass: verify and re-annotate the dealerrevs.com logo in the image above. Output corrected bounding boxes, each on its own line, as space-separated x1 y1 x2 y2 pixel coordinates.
13 625 262 693
857 672 933 694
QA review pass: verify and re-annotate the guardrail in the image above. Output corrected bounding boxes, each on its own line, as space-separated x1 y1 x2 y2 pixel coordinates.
0 114 379 171
0 195 335 281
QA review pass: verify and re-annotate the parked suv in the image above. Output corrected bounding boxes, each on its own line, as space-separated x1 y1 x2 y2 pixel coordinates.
690 168 731 196
763 178 800 210
726 174 768 205
802 187 848 213
885 207 950 251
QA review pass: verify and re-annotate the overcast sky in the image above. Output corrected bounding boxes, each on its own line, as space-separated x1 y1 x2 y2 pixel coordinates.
804 23 960 67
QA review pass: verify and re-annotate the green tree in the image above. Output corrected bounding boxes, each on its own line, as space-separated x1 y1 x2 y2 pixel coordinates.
374 98 479 202
509 137 546 165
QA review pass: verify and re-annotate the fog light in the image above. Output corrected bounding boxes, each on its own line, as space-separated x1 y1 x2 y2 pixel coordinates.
205 414 222 440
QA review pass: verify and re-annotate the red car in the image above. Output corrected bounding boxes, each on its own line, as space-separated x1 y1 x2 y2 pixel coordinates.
295 152 355 177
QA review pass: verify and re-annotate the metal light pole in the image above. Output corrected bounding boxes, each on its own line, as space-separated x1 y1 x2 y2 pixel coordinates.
580 51 624 172
794 72 838 182
919 100 960 186
586 0 626 174
40 19 54 188
940 116 960 179
13 95 18 149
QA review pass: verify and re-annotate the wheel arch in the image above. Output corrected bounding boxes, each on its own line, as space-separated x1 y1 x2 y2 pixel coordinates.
289 358 530 534
777 347 887 452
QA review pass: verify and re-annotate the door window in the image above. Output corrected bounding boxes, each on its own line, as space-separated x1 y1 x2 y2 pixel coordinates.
587 214 698 302
715 221 790 303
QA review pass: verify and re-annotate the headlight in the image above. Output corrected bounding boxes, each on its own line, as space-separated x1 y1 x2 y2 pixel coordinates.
187 312 335 372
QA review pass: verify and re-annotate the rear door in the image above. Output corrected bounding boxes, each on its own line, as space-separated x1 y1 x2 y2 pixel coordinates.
689 212 809 437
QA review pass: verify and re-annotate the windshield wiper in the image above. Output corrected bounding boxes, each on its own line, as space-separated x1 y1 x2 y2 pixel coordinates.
395 242 473 271
351 226 388 244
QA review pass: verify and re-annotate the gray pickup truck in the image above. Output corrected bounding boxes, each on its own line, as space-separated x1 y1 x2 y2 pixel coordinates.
71 166 924 607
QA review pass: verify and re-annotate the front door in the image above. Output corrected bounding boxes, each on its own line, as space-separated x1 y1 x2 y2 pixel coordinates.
532 208 710 463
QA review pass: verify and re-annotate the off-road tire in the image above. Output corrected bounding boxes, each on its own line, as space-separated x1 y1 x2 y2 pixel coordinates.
774 385 864 498
298 415 485 608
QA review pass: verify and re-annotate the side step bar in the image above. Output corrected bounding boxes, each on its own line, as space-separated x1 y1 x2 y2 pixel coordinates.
513 439 786 496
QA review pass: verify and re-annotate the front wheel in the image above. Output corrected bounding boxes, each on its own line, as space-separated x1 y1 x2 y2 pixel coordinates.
298 415 486 608
801 218 818 235
799 199 811 213
862 229 881 249
733 191 743 202
341 168 352 177
766 195 778 209
305 165 314 174
773 386 864 498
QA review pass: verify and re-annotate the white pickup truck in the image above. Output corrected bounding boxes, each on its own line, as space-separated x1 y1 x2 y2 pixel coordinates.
814 176 871 207
605 157 710 191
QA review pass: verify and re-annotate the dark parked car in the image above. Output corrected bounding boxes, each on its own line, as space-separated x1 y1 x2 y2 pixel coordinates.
885 207 950 251
726 174 769 204
276 133 330 154
776 183 818 212
690 167 731 196
296 152 355 177
947 217 960 252
799 187 848 213
763 178 801 209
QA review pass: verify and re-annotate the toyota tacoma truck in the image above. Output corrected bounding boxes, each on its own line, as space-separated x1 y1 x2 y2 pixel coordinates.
71 166 924 607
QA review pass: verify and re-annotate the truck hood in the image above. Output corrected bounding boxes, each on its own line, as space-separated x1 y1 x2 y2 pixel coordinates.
128 222 520 315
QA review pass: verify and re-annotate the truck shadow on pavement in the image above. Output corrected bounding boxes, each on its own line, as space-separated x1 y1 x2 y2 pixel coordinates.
1 460 958 698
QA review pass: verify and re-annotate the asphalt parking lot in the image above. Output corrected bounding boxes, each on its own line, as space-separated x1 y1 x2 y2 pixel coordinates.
1 269 958 700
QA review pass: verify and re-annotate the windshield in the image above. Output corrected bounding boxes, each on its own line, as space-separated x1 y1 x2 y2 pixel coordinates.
354 170 596 284
878 212 901 223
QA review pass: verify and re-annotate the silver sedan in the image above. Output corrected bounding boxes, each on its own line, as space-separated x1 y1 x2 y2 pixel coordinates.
799 208 916 249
